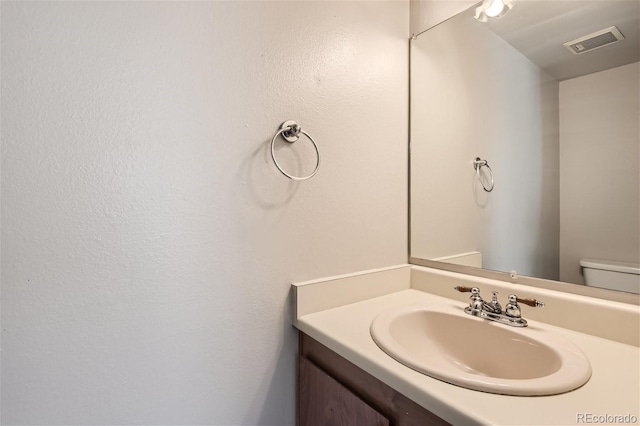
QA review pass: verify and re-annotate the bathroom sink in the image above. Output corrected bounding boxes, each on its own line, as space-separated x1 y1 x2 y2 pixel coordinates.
370 304 592 396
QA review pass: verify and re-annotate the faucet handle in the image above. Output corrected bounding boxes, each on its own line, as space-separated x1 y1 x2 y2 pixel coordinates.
515 296 545 308
455 286 484 311
505 294 544 319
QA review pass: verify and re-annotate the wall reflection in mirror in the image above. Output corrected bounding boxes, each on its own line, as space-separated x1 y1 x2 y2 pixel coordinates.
410 0 640 294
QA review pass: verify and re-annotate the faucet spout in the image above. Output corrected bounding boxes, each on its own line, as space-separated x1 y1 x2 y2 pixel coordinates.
482 291 502 314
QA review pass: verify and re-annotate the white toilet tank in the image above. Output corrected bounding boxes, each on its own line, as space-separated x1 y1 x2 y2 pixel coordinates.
580 259 640 294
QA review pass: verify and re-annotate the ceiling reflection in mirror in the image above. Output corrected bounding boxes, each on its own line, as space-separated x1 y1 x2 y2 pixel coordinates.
409 0 639 294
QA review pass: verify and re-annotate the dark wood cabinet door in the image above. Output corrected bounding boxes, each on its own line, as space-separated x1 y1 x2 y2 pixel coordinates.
298 332 451 426
299 356 389 426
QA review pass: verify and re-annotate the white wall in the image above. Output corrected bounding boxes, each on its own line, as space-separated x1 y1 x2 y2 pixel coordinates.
409 0 475 35
0 2 409 424
559 62 640 285
410 12 560 280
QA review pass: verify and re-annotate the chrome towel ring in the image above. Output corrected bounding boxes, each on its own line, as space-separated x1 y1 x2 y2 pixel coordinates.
270 120 320 181
473 157 494 192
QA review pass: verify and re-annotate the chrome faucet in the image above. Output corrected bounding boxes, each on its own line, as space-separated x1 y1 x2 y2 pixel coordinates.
453 286 544 327
483 291 502 314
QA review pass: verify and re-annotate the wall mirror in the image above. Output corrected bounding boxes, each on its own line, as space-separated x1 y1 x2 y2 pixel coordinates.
409 0 639 300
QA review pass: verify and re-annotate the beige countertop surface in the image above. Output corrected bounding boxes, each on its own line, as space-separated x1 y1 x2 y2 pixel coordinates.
294 267 640 426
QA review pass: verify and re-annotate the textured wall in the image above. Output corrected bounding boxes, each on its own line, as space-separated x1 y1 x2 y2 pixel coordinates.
559 62 640 285
410 12 560 280
0 2 409 424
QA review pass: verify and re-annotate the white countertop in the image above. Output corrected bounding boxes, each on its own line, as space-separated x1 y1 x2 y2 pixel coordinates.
293 266 640 425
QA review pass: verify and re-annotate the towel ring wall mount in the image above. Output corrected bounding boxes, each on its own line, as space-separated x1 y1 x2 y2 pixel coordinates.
270 120 320 181
473 157 494 192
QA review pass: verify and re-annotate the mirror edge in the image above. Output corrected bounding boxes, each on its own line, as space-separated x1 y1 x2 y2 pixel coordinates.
410 257 640 306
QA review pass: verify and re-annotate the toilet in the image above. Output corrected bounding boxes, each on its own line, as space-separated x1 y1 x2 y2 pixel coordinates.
580 258 640 294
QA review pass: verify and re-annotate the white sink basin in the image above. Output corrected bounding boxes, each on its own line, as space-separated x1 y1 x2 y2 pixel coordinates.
370 304 592 396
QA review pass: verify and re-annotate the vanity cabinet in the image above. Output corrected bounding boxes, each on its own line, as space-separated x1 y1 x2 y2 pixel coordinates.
298 332 450 426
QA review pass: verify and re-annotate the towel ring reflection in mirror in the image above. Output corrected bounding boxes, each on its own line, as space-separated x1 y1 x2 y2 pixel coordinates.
474 157 494 192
